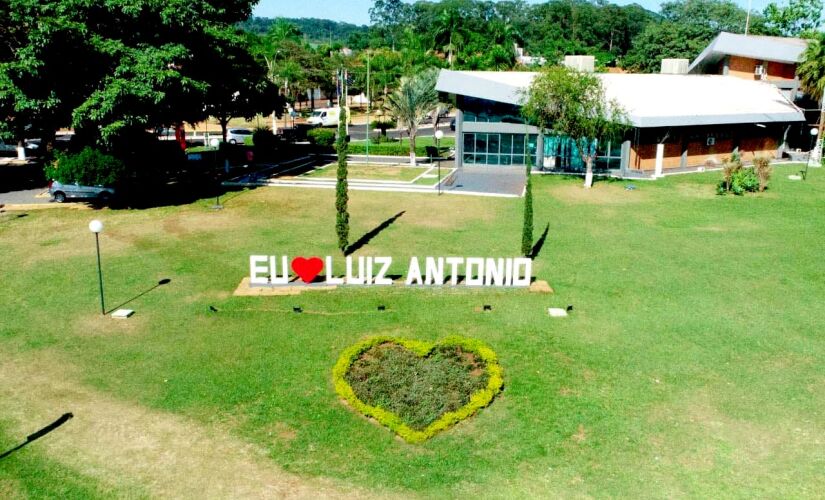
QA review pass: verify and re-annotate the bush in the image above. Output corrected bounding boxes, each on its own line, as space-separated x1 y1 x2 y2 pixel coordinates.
45 147 126 186
349 142 430 157
252 126 279 161
753 156 771 192
721 153 742 193
307 127 336 148
731 167 759 195
332 336 504 444
370 119 396 137
369 134 394 144
718 152 763 196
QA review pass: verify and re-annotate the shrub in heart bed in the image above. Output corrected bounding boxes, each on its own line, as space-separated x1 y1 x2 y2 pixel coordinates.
332 336 504 443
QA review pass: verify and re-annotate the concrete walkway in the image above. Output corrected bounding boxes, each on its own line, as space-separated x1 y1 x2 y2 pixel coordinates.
225 159 526 198
442 166 526 196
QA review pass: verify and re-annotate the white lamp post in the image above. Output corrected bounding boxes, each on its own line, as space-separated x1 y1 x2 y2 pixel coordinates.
435 129 445 195
89 220 105 315
809 128 820 168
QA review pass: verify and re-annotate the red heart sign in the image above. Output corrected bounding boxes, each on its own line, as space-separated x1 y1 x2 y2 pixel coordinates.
291 257 324 283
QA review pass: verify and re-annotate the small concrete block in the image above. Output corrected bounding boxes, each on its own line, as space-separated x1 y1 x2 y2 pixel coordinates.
548 308 568 318
111 309 135 319
530 280 554 294
788 175 803 180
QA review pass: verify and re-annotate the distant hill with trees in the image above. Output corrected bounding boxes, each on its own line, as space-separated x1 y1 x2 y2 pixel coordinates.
240 17 369 46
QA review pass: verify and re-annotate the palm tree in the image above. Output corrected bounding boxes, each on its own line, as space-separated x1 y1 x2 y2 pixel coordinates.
434 7 463 68
384 68 439 166
798 32 825 158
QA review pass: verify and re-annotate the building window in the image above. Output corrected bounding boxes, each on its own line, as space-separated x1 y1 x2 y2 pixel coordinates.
462 133 538 166
461 97 525 124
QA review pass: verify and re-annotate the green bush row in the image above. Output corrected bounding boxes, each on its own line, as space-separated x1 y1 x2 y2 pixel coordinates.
332 335 504 444
348 142 433 157
45 147 126 186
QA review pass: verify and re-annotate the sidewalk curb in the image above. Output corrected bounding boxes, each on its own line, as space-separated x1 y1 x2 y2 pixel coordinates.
0 203 92 211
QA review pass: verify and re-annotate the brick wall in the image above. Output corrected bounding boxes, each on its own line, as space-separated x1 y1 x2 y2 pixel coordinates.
629 132 778 170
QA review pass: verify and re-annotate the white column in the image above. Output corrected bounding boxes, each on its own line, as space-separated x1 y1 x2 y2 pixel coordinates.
654 143 665 178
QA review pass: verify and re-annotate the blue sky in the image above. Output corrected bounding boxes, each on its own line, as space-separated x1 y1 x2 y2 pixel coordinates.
252 0 774 26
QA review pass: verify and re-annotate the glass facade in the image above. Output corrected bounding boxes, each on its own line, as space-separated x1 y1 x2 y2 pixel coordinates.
463 133 538 166
543 136 623 171
461 97 525 124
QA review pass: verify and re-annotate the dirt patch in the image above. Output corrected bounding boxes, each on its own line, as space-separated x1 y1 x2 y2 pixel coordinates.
0 352 389 499
571 424 587 443
0 478 25 500
675 183 717 199
646 390 824 473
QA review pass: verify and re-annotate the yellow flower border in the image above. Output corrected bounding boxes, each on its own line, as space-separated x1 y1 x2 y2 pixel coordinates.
332 336 504 444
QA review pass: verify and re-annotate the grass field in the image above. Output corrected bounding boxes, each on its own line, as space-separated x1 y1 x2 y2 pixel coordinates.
0 165 823 497
302 163 431 181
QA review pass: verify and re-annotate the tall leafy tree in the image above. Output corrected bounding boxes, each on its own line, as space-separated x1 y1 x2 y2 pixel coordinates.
0 0 258 150
624 0 763 72
523 66 628 189
369 0 412 50
763 0 823 36
384 68 439 166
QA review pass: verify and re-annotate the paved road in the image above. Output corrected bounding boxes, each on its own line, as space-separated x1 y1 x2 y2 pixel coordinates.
347 122 454 141
0 187 51 205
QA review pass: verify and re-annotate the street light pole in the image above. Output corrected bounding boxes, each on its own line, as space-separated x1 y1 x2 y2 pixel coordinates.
435 129 444 195
89 220 105 315
210 138 223 210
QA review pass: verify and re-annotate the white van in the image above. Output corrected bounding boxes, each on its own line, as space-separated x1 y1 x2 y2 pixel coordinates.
306 107 340 127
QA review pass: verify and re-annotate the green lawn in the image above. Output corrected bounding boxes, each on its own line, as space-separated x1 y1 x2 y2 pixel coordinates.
0 165 823 497
302 163 430 181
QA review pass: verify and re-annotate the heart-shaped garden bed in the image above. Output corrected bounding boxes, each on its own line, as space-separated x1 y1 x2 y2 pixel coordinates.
332 336 503 443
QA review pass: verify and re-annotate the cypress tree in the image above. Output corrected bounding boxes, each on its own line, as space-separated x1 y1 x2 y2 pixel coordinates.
335 107 349 252
521 148 534 257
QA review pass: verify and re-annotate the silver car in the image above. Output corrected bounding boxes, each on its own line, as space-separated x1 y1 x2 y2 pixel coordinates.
226 128 252 144
48 180 115 203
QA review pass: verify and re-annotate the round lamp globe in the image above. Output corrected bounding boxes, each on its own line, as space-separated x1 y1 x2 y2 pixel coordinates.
435 130 444 140
210 138 220 147
88 220 104 234
811 128 819 137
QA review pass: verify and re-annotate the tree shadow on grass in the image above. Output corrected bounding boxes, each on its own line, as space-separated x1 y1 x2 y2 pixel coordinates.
0 212 29 224
529 223 550 260
106 278 172 314
345 211 406 256
0 413 73 461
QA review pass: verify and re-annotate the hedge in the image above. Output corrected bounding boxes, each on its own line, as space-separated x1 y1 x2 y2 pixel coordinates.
332 336 504 444
46 147 126 186
307 128 336 148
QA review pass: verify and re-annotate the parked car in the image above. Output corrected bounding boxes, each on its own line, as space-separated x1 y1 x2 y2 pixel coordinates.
226 128 253 144
48 180 115 203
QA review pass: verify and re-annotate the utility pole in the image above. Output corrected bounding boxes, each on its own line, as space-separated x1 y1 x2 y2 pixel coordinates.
366 52 371 165
745 0 752 35
344 68 350 137
812 92 825 167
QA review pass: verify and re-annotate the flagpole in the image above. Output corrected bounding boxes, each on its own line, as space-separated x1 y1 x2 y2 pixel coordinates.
366 52 371 165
